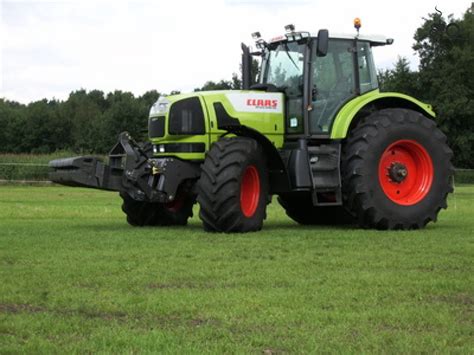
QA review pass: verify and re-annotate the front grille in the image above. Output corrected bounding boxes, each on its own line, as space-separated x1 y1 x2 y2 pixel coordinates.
149 116 165 138
169 97 205 135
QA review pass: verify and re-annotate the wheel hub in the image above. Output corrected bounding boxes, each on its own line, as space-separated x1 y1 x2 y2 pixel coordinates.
388 162 408 183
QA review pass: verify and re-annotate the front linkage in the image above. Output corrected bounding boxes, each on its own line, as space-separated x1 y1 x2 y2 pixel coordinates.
49 132 201 203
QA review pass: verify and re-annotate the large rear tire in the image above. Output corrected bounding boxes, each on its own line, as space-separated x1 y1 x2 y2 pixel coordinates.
120 191 194 227
341 108 453 230
197 137 268 233
278 194 354 225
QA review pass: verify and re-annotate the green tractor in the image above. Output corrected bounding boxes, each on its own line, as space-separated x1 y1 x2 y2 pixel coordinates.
50 24 453 232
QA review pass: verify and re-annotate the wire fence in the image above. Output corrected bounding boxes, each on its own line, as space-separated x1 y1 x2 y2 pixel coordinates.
1 162 473 185
0 162 51 183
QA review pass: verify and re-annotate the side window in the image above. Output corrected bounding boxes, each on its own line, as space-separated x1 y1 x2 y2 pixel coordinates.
262 42 306 135
313 53 336 92
357 42 378 93
310 39 355 134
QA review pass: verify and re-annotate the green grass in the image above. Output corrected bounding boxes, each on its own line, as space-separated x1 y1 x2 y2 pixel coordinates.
1 186 473 353
455 169 474 184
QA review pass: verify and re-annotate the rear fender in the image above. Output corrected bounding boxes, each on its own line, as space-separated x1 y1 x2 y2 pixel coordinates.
330 91 436 139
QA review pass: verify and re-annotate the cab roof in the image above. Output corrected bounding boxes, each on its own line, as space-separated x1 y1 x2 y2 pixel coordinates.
318 33 393 46
268 32 393 47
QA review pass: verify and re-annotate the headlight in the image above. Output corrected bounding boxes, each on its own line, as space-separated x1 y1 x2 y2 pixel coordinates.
149 96 170 116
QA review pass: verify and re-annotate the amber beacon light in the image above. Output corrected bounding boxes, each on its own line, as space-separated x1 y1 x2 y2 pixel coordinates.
354 17 361 34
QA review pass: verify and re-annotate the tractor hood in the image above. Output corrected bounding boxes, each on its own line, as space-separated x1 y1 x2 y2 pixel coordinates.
148 90 286 156
194 90 284 114
150 90 284 118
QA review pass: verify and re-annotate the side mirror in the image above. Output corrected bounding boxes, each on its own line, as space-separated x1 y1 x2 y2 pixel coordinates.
241 43 251 90
316 29 329 57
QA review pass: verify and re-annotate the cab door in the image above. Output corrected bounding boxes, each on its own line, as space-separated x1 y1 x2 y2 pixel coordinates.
261 41 307 135
309 39 355 135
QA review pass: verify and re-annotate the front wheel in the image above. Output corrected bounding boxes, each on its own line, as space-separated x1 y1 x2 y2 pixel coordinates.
341 108 453 230
120 191 194 226
197 137 269 233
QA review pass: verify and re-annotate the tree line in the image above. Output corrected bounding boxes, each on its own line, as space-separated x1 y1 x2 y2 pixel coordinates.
0 5 472 167
379 4 473 168
0 90 160 155
0 79 245 156
0 64 252 155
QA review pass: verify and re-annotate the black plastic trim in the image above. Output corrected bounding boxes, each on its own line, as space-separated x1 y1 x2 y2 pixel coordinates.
303 40 312 137
213 102 241 129
169 97 205 135
241 43 251 90
352 38 361 95
148 116 165 138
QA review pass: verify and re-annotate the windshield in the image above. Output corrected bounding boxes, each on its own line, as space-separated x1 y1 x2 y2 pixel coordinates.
261 42 305 97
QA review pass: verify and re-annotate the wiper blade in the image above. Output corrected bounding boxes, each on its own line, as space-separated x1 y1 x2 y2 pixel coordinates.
283 43 299 70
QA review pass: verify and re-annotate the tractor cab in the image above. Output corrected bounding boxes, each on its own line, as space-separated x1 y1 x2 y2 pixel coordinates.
244 24 393 138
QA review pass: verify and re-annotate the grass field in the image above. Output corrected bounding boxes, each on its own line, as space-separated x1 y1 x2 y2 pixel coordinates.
1 185 473 353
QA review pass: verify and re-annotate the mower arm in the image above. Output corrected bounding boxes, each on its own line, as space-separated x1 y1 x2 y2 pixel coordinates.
48 132 200 203
49 155 122 191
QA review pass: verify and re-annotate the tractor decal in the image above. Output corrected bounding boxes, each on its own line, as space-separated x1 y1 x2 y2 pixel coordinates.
225 93 283 114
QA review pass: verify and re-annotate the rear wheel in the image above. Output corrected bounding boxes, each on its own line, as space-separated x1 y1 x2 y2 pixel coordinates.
120 191 194 226
197 137 268 233
278 194 354 225
341 108 453 229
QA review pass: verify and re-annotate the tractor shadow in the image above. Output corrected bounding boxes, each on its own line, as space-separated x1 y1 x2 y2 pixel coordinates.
73 218 454 236
74 219 360 234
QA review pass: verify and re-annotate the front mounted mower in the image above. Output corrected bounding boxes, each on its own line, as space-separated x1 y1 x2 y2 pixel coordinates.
50 21 453 232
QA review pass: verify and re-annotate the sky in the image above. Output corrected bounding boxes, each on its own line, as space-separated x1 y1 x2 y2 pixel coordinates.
0 0 471 103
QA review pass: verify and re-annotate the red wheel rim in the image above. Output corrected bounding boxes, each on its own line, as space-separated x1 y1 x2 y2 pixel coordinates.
165 195 184 212
240 165 260 217
378 140 434 206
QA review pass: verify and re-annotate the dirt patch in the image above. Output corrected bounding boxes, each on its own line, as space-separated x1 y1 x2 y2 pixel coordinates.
1 302 221 329
262 348 286 354
0 303 128 321
430 293 474 306
146 282 221 290
147 282 201 289
147 281 244 290
189 318 221 327
68 308 128 321
0 303 46 314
